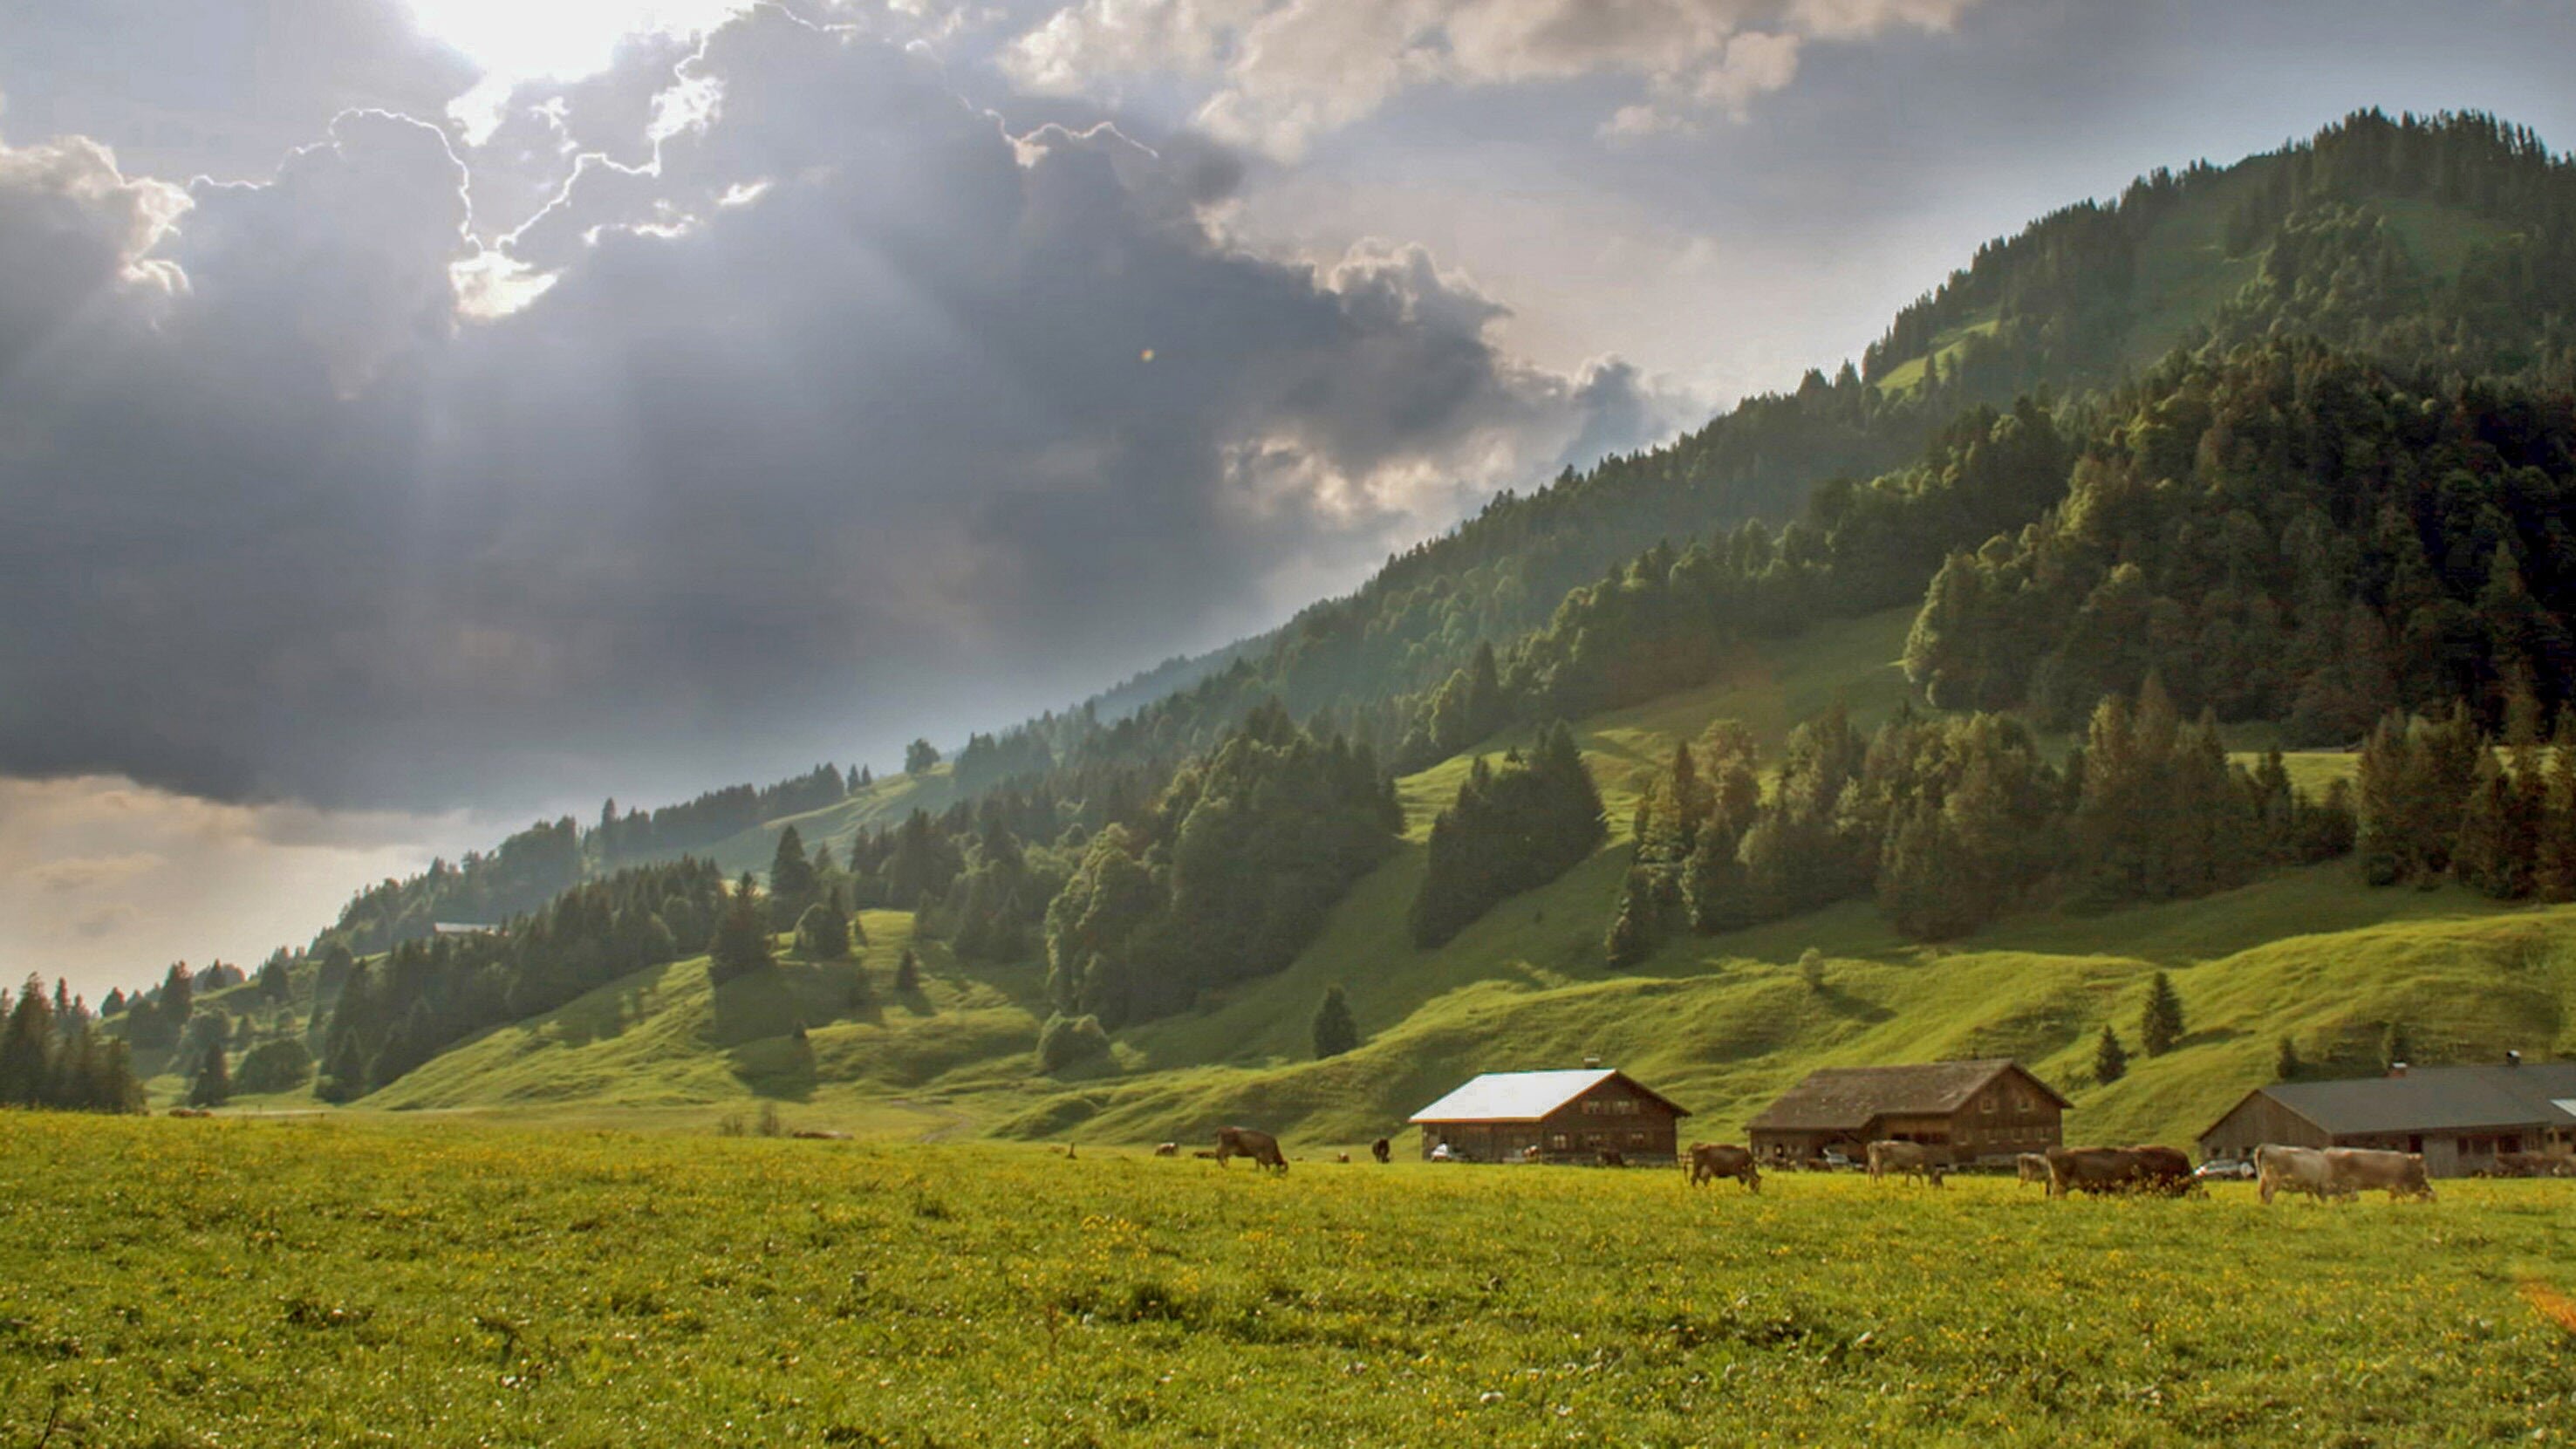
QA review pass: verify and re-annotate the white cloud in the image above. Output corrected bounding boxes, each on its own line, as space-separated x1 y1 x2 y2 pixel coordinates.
1002 0 1982 159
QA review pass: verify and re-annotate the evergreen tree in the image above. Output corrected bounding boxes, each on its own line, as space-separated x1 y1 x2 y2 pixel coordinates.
905 739 941 776
1604 871 1655 968
1309 983 1360 1060
0 975 51 1106
2139 971 2184 1057
894 947 922 994
188 1046 231 1108
769 825 819 926
2093 1023 2128 1084
795 899 851 960
707 872 776 985
2381 1021 2412 1073
2275 1035 2303 1081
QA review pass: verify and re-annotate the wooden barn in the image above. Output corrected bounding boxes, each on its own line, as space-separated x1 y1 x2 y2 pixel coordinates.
2197 1057 2576 1177
1409 1067 1691 1163
1746 1059 2068 1165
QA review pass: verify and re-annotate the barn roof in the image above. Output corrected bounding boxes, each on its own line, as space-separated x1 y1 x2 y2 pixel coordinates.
1746 1059 2069 1132
2203 1061 2576 1141
1407 1069 1690 1124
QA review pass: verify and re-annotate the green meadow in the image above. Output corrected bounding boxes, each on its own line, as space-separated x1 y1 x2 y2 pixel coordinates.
3 1116 2570 1447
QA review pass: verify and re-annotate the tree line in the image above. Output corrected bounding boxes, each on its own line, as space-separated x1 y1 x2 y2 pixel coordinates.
0 976 144 1113
1605 680 2355 962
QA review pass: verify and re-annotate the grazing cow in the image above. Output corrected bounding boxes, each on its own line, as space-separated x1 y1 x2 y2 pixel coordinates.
1521 1144 1544 1163
2254 1144 2344 1205
1371 1138 1391 1165
1214 1126 1288 1173
1336 1152 1351 1164
2127 1145 2202 1197
1596 1147 1628 1168
2016 1153 2052 1186
1191 1149 1220 1159
2492 1151 2575 1179
2325 1147 2436 1202
1152 1142 1179 1158
1866 1140 1944 1187
1685 1142 1761 1193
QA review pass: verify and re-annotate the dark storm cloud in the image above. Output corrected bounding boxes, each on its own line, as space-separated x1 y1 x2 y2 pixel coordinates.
0 7 1679 810
0 0 475 181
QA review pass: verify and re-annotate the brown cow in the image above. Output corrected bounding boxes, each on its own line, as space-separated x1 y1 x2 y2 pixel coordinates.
1152 1142 1179 1158
1214 1126 1288 1173
2016 1152 2052 1186
1370 1138 1392 1165
2492 1151 2575 1179
1685 1142 1761 1193
1596 1147 1628 1168
2324 1147 2436 1202
1866 1139 1944 1186
2043 1145 2195 1199
1335 1152 1351 1164
2126 1145 2202 1198
2254 1144 2342 1204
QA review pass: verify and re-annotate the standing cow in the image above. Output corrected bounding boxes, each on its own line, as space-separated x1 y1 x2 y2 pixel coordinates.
1866 1140 1945 1187
2254 1144 2345 1204
2324 1147 2436 1202
1214 1126 1289 1173
1685 1143 1761 1193
2016 1153 2052 1187
1370 1138 1392 1165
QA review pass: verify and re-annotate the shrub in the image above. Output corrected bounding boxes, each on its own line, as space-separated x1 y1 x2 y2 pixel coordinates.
1035 1014 1110 1074
235 1039 315 1095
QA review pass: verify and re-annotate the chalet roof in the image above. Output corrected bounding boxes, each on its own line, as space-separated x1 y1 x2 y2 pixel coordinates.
1746 1059 2069 1132
1408 1069 1691 1124
2204 1062 2576 1141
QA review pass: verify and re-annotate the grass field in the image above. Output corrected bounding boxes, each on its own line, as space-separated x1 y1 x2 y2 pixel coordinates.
3 1116 2570 1447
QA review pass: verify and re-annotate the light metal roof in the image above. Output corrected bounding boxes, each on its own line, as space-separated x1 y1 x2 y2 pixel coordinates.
1407 1069 1688 1124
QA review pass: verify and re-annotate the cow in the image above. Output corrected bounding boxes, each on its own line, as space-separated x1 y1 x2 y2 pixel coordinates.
2324 1147 2436 1202
1152 1142 1179 1158
2016 1152 2052 1186
1685 1142 1761 1193
1521 1144 1544 1163
1596 1148 1628 1168
1335 1152 1351 1164
1370 1138 1392 1165
1866 1139 1944 1186
1214 1126 1288 1173
2127 1145 2202 1197
2254 1144 2344 1204
2492 1152 2575 1179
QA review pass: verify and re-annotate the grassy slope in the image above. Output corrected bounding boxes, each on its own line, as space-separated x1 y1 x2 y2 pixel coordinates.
339 604 2576 1159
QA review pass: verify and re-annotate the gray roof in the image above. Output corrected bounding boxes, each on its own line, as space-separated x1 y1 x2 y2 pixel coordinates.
2216 1062 2576 1139
1746 1059 2070 1132
1408 1069 1690 1124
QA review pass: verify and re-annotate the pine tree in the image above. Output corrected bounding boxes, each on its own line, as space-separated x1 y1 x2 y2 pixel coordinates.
795 899 851 960
188 1045 232 1108
2093 1023 2128 1084
894 947 921 994
2381 1020 2412 1073
769 826 819 926
2139 971 2184 1056
1604 872 1653 968
1309 984 1360 1059
707 872 776 985
2274 1035 2303 1081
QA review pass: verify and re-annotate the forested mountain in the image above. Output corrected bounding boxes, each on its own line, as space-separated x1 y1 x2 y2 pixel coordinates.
113 108 2576 1118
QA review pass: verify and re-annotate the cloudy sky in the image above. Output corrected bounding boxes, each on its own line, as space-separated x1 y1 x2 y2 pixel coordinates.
8 0 2576 997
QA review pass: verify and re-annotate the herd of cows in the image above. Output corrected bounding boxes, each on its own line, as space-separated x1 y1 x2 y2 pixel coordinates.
1158 1128 2567 1200
1686 1138 2444 1201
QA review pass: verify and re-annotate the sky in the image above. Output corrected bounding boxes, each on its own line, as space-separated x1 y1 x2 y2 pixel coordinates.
7 0 2576 998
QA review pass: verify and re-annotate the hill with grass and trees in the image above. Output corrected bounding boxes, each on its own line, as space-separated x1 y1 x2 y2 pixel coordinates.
73 110 2576 1154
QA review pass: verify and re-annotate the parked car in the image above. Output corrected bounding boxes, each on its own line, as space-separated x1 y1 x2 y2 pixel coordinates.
2193 1157 2256 1181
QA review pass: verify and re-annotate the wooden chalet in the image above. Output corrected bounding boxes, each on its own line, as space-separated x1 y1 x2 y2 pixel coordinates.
1746 1059 2068 1165
1408 1067 1690 1163
2197 1057 2576 1177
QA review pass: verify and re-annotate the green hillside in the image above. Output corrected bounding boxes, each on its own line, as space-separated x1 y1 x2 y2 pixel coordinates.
311 607 2573 1154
